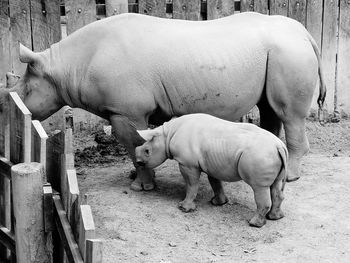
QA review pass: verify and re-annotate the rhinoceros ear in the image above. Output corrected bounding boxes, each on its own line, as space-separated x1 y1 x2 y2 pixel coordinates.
19 43 40 64
137 129 162 141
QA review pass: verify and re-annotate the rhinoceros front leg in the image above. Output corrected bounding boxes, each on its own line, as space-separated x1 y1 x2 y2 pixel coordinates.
110 115 155 191
178 164 200 212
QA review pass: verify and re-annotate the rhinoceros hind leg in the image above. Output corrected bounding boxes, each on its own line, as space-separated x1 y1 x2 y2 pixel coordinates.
207 176 228 206
249 186 271 227
267 178 285 220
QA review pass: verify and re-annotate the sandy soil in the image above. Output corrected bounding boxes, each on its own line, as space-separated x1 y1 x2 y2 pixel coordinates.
75 120 350 263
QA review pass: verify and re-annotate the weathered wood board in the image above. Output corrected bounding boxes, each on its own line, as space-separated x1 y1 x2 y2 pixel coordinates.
269 0 288 16
106 0 128 16
139 0 167 17
240 0 254 12
321 0 338 113
0 0 11 84
288 0 307 26
207 0 235 19
65 0 96 35
336 0 350 114
9 92 31 164
30 0 61 52
173 0 201 20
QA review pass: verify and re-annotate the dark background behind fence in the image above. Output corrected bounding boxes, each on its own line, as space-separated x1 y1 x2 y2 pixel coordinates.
1 0 349 126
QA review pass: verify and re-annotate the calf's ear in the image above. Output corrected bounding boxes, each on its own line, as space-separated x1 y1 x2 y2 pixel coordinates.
137 129 162 141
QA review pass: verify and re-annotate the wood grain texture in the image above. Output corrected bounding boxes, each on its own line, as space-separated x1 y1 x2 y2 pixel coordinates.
65 0 96 35
106 0 128 16
173 0 201 20
8 0 31 75
86 239 103 263
9 92 31 164
139 0 167 17
207 0 235 19
0 0 11 84
31 120 48 169
336 0 350 114
288 0 306 25
43 183 54 233
53 194 84 263
269 0 288 16
0 92 9 158
306 0 323 48
78 205 95 260
12 162 52 262
240 0 254 12
46 131 63 191
30 0 61 52
321 0 338 113
254 0 268 14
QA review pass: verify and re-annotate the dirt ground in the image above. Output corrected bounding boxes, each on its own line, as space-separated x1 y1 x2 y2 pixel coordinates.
75 120 350 263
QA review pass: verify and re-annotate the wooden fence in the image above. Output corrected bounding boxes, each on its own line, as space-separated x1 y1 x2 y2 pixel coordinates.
0 87 102 261
0 0 350 122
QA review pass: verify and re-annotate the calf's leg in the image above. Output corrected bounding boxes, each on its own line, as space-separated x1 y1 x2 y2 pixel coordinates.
249 186 271 227
178 164 201 212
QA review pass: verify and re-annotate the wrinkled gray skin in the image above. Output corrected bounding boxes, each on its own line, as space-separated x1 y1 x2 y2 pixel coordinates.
0 12 325 191
135 114 288 227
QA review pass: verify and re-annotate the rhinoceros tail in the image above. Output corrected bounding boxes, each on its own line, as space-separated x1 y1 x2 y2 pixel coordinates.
276 144 288 191
307 32 327 124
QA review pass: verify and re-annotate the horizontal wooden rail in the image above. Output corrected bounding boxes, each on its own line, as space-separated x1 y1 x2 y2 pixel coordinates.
0 157 13 179
53 194 84 263
0 225 15 253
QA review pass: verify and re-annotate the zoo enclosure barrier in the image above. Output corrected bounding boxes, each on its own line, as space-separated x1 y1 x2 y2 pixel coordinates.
0 79 102 262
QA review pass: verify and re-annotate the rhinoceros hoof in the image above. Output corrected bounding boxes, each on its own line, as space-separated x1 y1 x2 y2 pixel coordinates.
210 195 228 206
130 181 143 191
266 209 285 220
143 182 155 191
178 201 196 213
249 215 266 228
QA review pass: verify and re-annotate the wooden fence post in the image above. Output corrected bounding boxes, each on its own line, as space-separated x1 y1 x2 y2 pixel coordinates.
86 239 103 263
12 162 52 263
78 205 95 261
106 0 128 16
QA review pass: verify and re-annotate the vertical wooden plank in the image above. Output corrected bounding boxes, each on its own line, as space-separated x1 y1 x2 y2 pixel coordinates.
254 0 268 14
0 92 9 158
30 0 61 52
8 0 32 75
336 0 350 114
269 0 288 16
12 163 52 262
60 155 75 213
31 120 48 169
240 0 254 12
173 0 201 20
9 92 31 164
306 0 323 49
43 183 54 233
207 0 235 19
65 0 96 35
139 0 167 17
321 0 338 113
306 0 323 111
288 0 307 25
105 0 128 16
78 205 95 261
86 239 103 263
0 0 11 84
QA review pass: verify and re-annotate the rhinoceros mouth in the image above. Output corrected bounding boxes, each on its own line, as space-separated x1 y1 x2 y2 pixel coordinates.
136 161 146 167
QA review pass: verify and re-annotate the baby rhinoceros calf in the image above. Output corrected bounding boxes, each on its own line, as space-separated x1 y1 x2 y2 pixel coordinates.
135 113 288 227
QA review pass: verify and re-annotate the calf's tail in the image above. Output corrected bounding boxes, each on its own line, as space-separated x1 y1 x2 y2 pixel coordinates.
276 145 288 191
307 32 327 124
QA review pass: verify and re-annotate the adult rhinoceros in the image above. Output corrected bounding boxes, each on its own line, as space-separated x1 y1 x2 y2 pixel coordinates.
0 12 325 191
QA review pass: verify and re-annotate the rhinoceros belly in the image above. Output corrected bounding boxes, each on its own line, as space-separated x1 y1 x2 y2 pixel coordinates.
200 138 242 182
